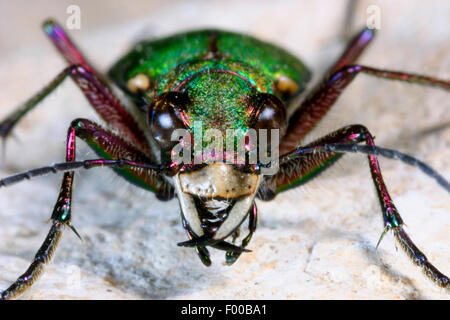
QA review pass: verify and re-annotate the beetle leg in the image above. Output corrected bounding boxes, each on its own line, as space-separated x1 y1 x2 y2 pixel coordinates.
69 118 173 198
280 32 450 155
330 27 375 75
225 202 258 265
43 20 96 75
278 26 374 155
0 119 173 300
264 125 365 197
0 65 152 158
265 124 450 289
42 19 151 151
0 222 65 300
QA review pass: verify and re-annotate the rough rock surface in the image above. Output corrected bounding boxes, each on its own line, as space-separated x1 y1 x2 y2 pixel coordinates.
0 0 449 299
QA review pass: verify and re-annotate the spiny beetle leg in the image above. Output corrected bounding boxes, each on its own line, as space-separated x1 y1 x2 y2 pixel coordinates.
279 26 375 155
280 31 450 155
70 118 173 198
0 118 174 300
1 120 79 300
272 124 450 289
266 125 367 197
1 223 64 300
0 67 69 140
394 228 449 288
281 65 450 155
0 65 152 160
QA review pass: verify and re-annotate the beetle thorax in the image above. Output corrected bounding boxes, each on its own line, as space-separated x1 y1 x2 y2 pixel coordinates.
180 69 257 133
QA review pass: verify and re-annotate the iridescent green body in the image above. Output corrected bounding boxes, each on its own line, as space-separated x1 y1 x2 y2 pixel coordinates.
109 30 311 136
2 20 449 300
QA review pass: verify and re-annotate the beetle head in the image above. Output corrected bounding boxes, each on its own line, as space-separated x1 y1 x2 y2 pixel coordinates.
145 70 287 255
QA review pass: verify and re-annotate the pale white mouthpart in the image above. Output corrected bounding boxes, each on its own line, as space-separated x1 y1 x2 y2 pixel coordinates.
179 162 258 198
173 165 261 240
204 198 232 215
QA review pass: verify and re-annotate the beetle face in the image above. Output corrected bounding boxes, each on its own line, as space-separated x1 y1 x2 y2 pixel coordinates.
147 71 287 156
174 163 261 241
146 70 286 249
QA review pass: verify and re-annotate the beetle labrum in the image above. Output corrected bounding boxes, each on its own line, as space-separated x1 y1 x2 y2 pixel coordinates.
0 20 449 299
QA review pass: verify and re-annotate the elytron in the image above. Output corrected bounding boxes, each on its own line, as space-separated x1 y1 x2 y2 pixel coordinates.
0 19 449 299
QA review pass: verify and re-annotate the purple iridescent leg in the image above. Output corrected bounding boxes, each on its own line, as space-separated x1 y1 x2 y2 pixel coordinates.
43 19 95 74
0 119 172 300
280 28 450 155
0 65 152 157
0 21 152 158
330 27 375 74
265 125 449 289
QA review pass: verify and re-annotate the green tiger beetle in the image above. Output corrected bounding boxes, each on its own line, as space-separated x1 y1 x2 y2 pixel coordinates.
0 19 449 299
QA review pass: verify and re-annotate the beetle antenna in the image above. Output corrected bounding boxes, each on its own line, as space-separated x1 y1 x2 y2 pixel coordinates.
0 158 169 188
281 143 450 194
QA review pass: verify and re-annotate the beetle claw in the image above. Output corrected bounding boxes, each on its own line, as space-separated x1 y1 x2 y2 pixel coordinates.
69 224 83 241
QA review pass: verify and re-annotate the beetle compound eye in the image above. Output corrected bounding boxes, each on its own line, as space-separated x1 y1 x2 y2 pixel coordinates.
248 93 287 155
127 73 151 94
250 93 287 134
147 92 190 149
